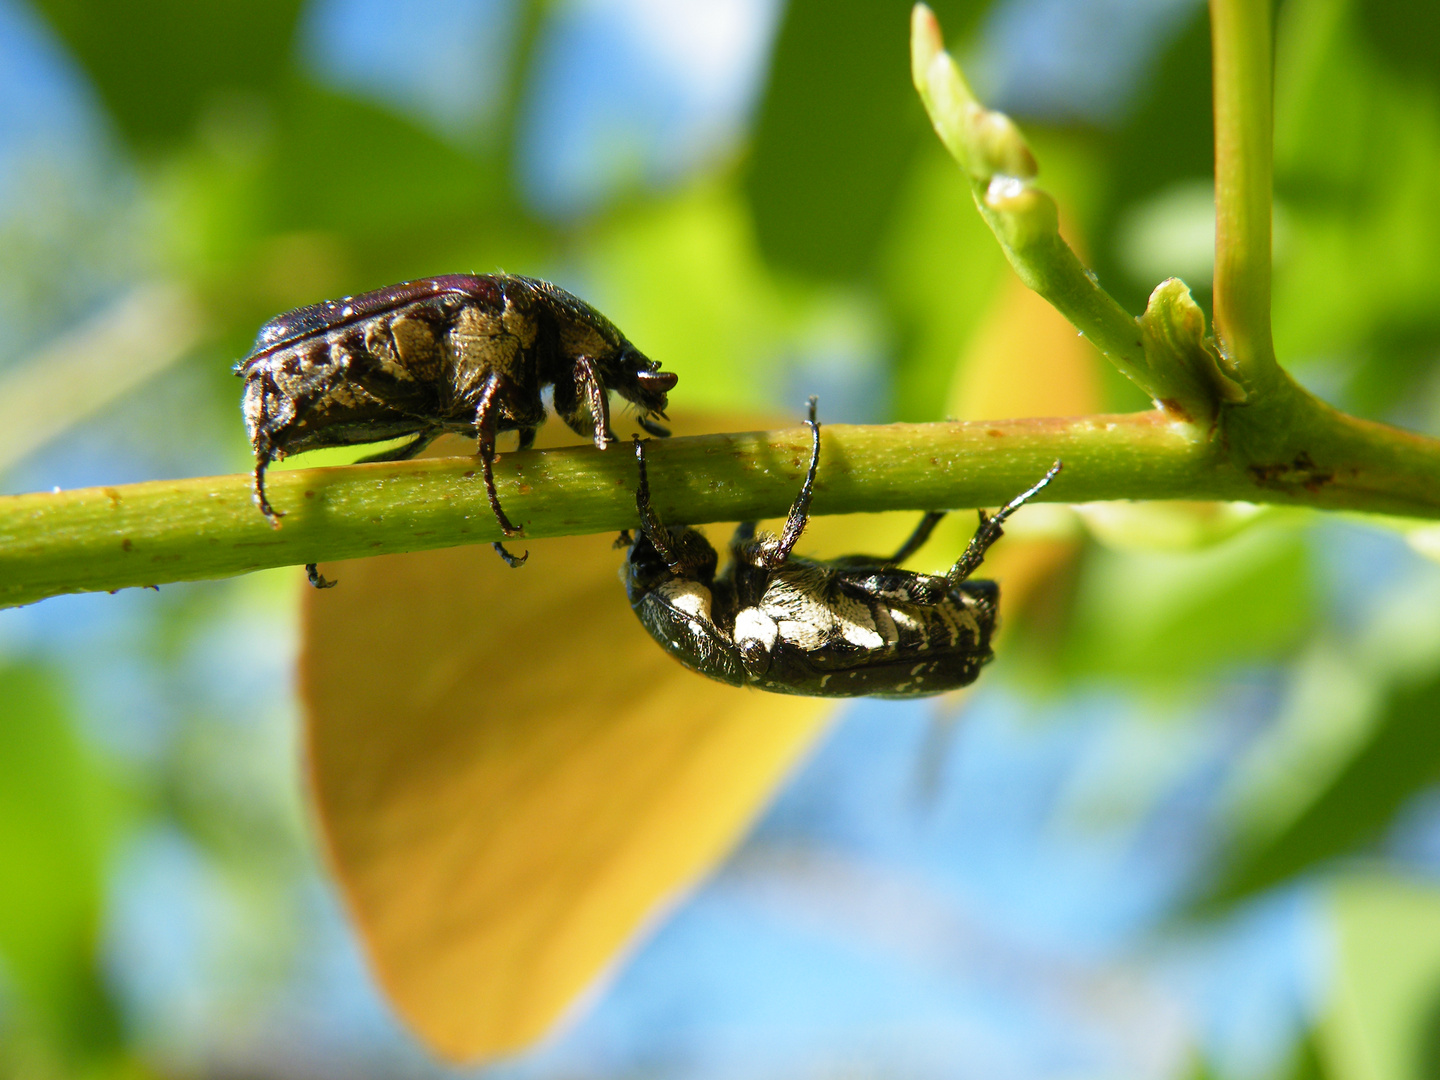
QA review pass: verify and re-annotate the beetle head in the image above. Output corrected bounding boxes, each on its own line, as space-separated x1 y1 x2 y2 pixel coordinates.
610 345 678 434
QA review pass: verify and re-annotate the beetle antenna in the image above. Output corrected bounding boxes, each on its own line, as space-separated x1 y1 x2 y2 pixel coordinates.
946 461 1062 585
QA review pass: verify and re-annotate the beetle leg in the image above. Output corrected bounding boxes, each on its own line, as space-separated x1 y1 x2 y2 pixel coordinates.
306 563 338 589
946 460 1062 585
632 436 685 570
637 413 670 437
245 372 287 527
577 356 615 449
474 373 523 537
491 541 528 567
252 455 283 527
727 521 776 607
517 426 537 451
886 511 947 565
729 521 768 569
835 567 949 605
764 396 821 568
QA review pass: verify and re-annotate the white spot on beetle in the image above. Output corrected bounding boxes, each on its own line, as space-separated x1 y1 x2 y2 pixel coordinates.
760 574 829 649
734 607 778 653
838 613 883 650
658 579 713 624
657 581 717 644
871 605 898 646
890 608 919 632
760 567 884 651
934 602 980 647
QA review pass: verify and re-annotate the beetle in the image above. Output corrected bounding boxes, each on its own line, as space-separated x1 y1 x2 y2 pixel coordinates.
238 273 677 566
618 399 1062 697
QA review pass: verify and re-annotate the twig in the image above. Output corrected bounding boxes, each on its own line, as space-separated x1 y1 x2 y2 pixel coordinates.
5 413 1440 608
1210 0 1278 388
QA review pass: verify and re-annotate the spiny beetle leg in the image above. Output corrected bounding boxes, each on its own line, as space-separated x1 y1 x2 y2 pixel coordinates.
306 563 338 589
765 396 822 569
947 461 1063 586
492 542 528 568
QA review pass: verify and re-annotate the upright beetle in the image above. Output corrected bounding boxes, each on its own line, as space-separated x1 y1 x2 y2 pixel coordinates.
619 400 1061 697
238 274 676 565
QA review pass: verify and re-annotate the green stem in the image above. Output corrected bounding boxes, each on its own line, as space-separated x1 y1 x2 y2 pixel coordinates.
907 5 1437 518
910 5 1225 424
5 5 1436 610
5 409 1440 609
910 6 1149 387
1209 0 1277 388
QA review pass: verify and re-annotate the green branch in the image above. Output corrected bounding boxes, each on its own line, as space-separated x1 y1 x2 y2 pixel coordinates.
906 4 1439 521
908 8 1152 393
909 5 1245 428
6 412 1440 609
4 4 1438 611
1210 0 1278 388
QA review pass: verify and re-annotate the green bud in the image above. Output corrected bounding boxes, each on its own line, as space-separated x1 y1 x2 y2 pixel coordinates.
1141 278 1247 423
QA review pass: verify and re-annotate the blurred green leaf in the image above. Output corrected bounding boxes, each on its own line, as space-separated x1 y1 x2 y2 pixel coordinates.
1201 664 1440 909
584 183 798 414
1284 1030 1332 1080
878 143 1008 421
148 78 549 366
157 80 521 284
1320 876 1440 1080
744 0 990 282
1354 0 1440 99
0 664 126 1058
1086 7 1213 318
29 0 305 149
1271 0 1440 425
1059 524 1314 687
1076 501 1271 552
268 82 510 246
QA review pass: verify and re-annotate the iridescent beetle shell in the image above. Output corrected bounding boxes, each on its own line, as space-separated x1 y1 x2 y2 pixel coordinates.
237 274 676 566
619 400 1062 697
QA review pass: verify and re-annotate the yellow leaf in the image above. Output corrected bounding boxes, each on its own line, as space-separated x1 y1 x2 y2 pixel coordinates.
949 272 1103 422
299 264 1100 1063
300 420 832 1062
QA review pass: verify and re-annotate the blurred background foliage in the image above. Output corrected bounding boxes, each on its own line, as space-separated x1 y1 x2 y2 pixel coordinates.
1 0 1440 1077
